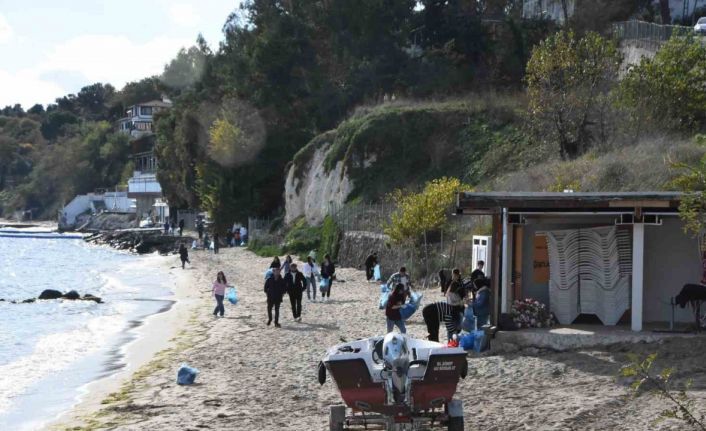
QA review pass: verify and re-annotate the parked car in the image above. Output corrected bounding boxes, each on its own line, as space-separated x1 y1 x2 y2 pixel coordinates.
695 17 706 35
139 218 155 228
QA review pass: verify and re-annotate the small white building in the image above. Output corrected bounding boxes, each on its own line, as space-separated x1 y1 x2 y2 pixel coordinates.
60 190 135 229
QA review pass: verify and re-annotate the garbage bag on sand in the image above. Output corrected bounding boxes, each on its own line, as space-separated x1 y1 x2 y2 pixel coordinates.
399 291 423 320
319 277 329 293
227 286 238 305
378 284 390 309
459 332 475 350
177 363 199 385
462 306 476 333
264 269 273 280
373 264 382 281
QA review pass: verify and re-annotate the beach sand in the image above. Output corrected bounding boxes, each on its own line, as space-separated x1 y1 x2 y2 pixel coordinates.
57 247 706 430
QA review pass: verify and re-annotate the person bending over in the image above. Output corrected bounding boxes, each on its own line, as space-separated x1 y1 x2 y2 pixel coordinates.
385 284 407 334
423 301 461 342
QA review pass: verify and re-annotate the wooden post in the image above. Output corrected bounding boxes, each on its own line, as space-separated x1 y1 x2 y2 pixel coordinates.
513 225 524 302
501 208 510 313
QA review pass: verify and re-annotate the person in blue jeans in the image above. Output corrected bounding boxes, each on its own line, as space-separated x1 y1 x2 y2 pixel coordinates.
472 278 491 329
385 284 407 334
212 271 228 317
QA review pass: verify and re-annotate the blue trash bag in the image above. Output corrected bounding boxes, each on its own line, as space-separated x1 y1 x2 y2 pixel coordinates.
472 329 488 353
264 268 273 280
373 264 382 281
319 277 329 293
378 284 391 310
177 363 199 385
227 286 238 305
462 306 476 333
459 332 476 350
399 291 423 320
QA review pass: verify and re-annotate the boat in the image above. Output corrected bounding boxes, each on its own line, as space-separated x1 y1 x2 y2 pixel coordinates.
318 332 468 430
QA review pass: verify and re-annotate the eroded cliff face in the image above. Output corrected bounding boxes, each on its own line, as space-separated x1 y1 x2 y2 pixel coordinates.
284 140 352 225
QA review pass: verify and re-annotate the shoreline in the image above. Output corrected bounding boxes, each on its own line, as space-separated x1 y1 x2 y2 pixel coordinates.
49 251 206 430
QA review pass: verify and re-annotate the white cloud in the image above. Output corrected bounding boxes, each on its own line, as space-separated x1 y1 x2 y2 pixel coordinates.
39 34 193 89
169 4 201 28
0 14 13 44
0 69 65 108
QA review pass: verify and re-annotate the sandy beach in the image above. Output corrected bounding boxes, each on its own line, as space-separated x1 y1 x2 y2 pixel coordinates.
56 247 706 431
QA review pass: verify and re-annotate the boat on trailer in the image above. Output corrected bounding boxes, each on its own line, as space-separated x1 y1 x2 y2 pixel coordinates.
318 333 468 430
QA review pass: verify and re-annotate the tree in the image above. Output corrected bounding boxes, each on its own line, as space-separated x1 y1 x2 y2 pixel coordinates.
618 36 706 134
526 31 621 159
385 177 469 278
671 135 706 241
161 43 211 95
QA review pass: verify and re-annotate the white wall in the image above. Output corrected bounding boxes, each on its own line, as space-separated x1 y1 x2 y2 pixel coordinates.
644 217 702 323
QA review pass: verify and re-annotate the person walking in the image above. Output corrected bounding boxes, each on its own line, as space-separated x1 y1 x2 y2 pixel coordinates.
178 219 185 236
270 256 281 269
264 267 286 327
212 271 228 317
385 284 407 334
170 221 176 236
233 228 241 247
240 225 248 245
197 220 204 240
213 232 220 254
320 254 335 302
284 263 306 322
364 252 377 282
302 256 319 302
178 243 190 269
282 255 292 275
164 221 170 235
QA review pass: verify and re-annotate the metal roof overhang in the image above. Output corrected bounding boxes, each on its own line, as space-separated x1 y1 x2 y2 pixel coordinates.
456 192 683 215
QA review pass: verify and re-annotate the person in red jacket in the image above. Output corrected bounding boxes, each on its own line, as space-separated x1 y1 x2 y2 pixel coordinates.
385 283 407 334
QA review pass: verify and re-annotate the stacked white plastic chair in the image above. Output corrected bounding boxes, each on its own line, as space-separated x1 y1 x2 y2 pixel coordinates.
546 226 631 325
546 229 581 325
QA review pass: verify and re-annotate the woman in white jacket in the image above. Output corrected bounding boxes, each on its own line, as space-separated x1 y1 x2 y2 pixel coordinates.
302 256 319 302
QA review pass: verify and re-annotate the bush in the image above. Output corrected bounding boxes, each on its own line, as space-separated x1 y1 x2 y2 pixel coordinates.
283 218 322 257
319 215 341 261
247 238 282 258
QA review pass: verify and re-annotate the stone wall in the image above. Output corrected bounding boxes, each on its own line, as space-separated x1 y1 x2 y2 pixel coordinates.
336 231 411 281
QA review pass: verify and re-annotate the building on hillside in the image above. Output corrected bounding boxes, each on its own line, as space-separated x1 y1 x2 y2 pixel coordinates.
118 99 172 225
118 100 172 139
522 0 576 23
456 192 701 332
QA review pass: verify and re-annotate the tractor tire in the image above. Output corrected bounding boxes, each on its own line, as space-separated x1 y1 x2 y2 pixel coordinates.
329 405 346 431
447 416 464 431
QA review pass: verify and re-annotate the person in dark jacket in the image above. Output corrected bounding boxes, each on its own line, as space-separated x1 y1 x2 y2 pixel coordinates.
385 284 407 333
213 232 220 254
197 220 204 240
364 252 378 281
178 219 185 236
471 261 485 283
284 263 306 321
472 277 491 328
264 267 287 327
164 221 170 235
178 243 190 269
270 256 281 269
320 254 335 301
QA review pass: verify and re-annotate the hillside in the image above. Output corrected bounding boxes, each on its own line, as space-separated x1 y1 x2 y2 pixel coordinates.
284 99 534 224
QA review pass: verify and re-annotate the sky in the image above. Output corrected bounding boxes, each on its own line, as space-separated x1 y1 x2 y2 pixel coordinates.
0 0 241 108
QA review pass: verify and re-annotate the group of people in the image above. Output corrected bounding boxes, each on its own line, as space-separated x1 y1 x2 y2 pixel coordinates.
262 254 336 327
206 248 490 342
163 219 185 236
225 223 248 247
422 261 490 342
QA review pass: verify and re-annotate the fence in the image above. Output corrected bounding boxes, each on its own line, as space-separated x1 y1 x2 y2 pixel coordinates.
248 216 283 246
612 20 693 51
328 201 396 234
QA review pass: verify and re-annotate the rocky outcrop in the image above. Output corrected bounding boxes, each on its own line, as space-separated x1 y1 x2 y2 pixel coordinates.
84 230 194 255
5 290 103 304
284 136 353 225
38 289 63 300
76 212 136 232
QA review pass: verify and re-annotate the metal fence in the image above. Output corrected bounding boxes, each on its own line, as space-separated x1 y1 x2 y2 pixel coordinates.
612 20 693 50
248 216 283 246
328 201 396 234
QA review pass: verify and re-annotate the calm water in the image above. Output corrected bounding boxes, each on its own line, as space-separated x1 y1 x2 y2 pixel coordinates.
0 234 173 430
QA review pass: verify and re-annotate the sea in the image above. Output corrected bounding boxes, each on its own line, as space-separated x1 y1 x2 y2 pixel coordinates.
0 230 174 431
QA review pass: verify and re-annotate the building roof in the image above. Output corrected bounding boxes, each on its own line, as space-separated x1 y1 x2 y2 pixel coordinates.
457 191 683 214
139 100 172 108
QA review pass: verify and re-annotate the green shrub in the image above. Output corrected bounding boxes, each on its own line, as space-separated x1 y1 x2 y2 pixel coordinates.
283 217 322 256
319 215 342 261
247 239 282 258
